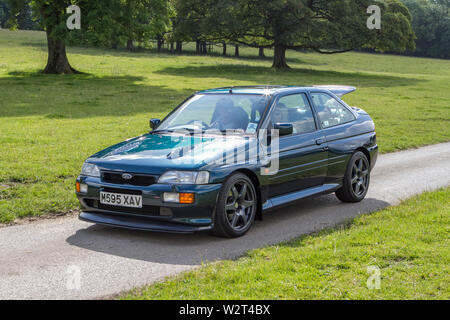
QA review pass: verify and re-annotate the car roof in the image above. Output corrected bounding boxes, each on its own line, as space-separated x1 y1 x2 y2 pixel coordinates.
197 86 309 95
196 85 356 97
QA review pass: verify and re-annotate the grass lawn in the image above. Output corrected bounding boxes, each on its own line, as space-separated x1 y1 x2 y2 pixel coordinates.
0 30 449 223
123 188 450 300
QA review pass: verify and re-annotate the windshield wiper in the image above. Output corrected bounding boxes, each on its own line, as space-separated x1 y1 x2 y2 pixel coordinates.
218 129 246 135
151 128 204 135
151 129 175 134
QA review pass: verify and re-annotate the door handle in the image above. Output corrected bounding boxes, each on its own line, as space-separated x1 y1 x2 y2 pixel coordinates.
315 138 326 145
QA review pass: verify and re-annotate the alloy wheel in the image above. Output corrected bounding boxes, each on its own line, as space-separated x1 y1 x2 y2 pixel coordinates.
224 180 256 232
351 157 369 197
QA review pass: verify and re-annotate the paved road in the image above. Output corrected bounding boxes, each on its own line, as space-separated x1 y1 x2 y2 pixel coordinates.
0 143 449 299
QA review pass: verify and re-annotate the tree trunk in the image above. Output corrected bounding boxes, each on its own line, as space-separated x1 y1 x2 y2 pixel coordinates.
259 47 265 58
272 45 289 69
176 41 182 53
43 29 78 74
222 42 227 56
195 40 201 54
111 31 118 49
201 41 207 54
235 45 239 57
170 42 174 52
157 37 164 52
126 39 135 52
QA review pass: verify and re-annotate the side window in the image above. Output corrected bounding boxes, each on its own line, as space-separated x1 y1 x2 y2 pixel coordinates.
271 94 316 135
310 93 355 129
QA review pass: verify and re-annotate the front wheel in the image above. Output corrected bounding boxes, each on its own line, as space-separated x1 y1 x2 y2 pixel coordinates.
336 151 370 203
212 173 257 238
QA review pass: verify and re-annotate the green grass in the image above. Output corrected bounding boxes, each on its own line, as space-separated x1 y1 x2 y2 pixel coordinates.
122 188 450 300
0 29 449 223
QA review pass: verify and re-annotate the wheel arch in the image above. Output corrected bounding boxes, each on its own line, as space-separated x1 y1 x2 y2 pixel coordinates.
356 147 371 165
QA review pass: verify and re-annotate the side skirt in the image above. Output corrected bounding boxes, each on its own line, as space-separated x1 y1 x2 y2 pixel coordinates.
262 183 341 211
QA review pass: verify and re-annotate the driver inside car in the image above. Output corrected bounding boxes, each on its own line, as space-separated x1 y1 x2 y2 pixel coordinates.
210 98 239 130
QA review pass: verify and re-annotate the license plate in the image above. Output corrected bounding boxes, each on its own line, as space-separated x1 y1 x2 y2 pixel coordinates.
100 192 142 208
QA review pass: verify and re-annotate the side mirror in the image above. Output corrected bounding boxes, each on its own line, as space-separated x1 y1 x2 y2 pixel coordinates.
149 118 161 130
274 123 293 136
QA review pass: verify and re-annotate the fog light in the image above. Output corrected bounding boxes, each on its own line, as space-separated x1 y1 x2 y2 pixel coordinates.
179 193 195 204
163 192 195 204
160 207 172 216
80 184 88 193
163 192 179 203
76 182 88 193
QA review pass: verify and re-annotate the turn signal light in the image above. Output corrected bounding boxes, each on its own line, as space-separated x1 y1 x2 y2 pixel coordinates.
179 193 195 204
76 182 88 193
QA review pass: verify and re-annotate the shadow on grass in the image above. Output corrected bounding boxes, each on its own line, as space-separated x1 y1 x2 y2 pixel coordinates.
66 194 390 265
155 64 422 88
0 71 190 118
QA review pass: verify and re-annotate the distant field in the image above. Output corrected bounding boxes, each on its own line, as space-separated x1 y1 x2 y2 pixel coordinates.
0 30 449 223
123 188 450 300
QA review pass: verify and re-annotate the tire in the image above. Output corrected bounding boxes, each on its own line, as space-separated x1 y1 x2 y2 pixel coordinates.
212 173 258 238
336 151 370 203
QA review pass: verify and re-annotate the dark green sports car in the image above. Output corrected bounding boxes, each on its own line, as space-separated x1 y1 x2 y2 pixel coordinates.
76 85 377 237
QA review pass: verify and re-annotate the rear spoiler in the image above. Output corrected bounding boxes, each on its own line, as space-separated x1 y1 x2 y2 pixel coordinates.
313 85 356 97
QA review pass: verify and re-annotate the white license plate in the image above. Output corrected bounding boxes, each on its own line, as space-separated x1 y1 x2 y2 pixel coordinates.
100 192 142 208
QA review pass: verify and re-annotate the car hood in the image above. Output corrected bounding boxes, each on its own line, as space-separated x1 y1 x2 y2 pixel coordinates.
87 133 256 174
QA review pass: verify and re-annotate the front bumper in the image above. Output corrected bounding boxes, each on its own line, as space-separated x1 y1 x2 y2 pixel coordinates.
79 212 213 233
76 176 222 233
368 144 378 171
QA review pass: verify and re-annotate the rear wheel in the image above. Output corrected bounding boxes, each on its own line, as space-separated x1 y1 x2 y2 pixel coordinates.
213 173 257 238
336 151 370 203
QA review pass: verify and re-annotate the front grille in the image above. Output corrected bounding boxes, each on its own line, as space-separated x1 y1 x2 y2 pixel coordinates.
101 187 142 195
97 203 160 216
101 171 156 186
84 199 160 216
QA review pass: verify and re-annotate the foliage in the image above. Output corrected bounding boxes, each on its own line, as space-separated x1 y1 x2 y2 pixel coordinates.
0 0 9 28
170 0 416 68
401 0 450 59
67 0 170 49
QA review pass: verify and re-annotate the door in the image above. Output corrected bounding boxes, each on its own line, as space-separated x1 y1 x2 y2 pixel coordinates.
265 93 328 198
310 92 358 183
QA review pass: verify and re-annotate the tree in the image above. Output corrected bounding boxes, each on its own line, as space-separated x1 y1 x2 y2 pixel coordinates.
0 1 10 28
7 0 83 74
212 0 416 69
66 0 169 51
171 0 210 54
16 1 39 29
66 0 122 49
121 0 169 52
401 0 450 59
7 0 169 73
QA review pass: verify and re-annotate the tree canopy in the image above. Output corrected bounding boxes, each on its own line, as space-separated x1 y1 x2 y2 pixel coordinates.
190 0 416 68
5 0 420 73
401 0 450 59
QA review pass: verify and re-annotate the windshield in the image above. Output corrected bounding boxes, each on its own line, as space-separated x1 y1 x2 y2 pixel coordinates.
156 94 270 134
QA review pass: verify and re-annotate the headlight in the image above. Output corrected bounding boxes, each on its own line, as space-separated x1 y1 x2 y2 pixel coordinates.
81 162 100 177
158 171 209 185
